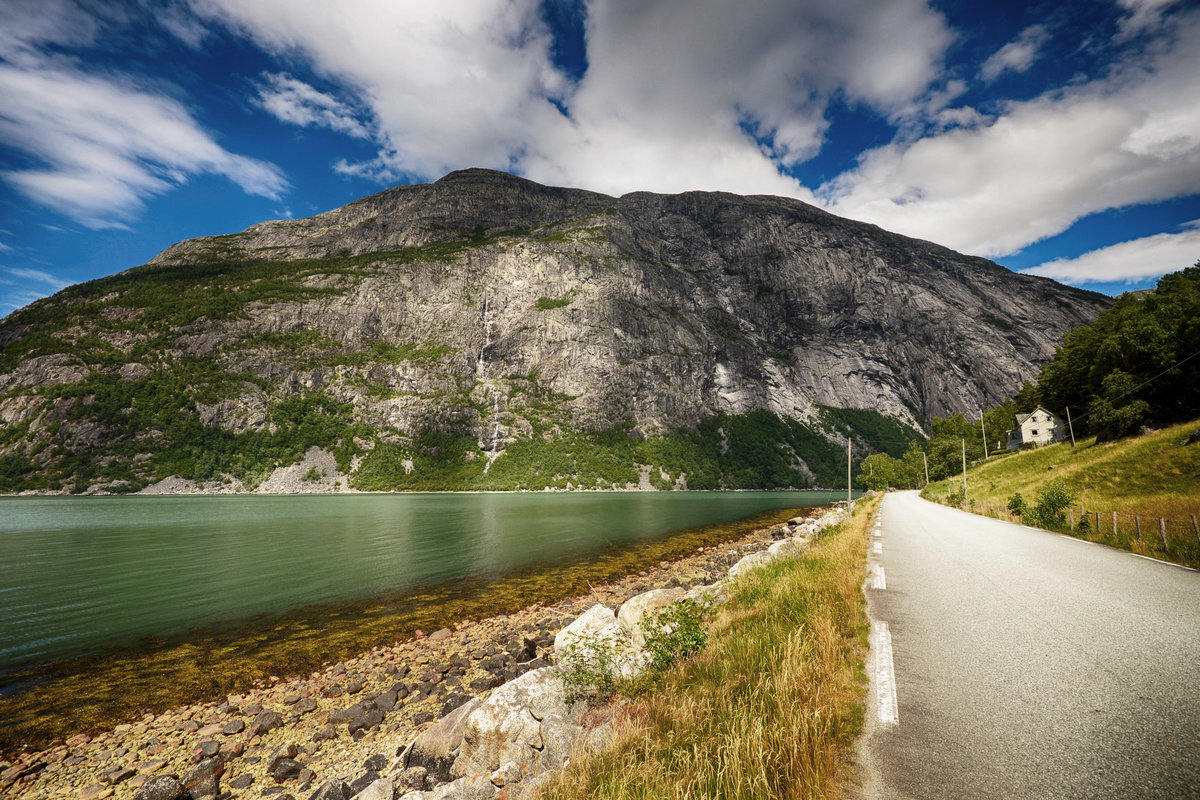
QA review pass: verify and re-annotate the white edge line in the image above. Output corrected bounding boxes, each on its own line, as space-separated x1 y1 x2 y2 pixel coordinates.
873 621 899 727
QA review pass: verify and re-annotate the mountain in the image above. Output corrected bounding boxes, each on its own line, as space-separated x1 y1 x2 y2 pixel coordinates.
0 169 1109 494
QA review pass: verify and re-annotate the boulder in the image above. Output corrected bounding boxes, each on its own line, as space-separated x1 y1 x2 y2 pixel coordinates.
307 778 352 800
552 604 623 660
616 588 685 650
450 667 581 780
403 698 482 784
728 551 772 578
248 710 284 738
353 778 394 800
133 775 184 800
767 539 800 560
181 757 223 800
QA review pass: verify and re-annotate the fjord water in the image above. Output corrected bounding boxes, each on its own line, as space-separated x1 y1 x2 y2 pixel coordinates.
0 491 838 670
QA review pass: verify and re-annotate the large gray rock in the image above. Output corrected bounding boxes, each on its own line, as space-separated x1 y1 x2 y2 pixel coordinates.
181 757 223 800
767 539 801 560
403 697 482 784
728 551 773 578
133 775 184 800
553 604 623 660
307 778 353 800
353 778 395 800
616 588 685 650
450 667 581 780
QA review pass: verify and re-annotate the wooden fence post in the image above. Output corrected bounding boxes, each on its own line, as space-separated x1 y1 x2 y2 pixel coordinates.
1135 516 1142 544
1159 518 1168 552
1193 515 1199 547
1096 511 1101 535
1113 511 1119 540
1069 508 1074 530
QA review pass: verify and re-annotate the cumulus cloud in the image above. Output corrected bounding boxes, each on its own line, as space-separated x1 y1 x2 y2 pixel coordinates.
193 0 953 197
1116 0 1179 39
980 24 1049 83
256 73 370 139
0 0 287 228
1023 225 1200 284
822 8 1200 257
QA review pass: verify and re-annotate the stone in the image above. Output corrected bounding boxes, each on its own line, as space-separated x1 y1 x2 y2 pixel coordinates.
223 720 246 736
398 768 429 792
349 772 380 795
272 759 306 782
181 757 224 800
248 710 284 739
229 774 255 791
728 551 772 578
429 628 453 643
133 779 186 800
552 604 623 660
193 741 221 761
267 744 300 772
450 667 581 780
305 778 351 800
404 697 481 784
361 755 388 773
487 762 522 788
352 779 394 800
767 539 800 559
293 699 318 716
346 679 364 695
616 588 685 650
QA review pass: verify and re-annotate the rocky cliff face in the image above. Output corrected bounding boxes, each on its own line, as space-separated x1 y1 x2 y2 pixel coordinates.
0 169 1109 493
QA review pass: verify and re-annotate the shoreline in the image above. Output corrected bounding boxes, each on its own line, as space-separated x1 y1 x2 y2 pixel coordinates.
0 508 815 799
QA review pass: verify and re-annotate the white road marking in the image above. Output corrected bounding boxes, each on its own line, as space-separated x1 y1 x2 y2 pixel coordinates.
871 565 887 590
873 541 883 555
873 620 900 726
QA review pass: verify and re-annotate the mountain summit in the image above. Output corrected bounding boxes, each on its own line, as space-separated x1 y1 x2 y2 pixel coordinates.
0 169 1107 493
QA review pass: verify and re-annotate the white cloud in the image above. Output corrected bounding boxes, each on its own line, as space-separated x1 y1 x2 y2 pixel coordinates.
0 1 287 228
822 8 1200 257
256 73 370 139
1023 225 1200 284
194 0 953 197
1116 0 1179 40
980 24 1049 83
0 62 288 228
7 267 71 290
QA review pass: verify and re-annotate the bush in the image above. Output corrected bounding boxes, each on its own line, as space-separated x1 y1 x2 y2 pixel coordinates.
641 598 712 672
946 487 965 507
559 631 622 705
1029 478 1076 530
1007 492 1026 517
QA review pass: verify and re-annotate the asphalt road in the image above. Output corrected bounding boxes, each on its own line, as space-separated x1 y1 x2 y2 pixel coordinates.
857 491 1200 800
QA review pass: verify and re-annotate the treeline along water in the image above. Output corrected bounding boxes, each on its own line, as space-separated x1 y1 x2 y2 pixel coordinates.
0 491 840 670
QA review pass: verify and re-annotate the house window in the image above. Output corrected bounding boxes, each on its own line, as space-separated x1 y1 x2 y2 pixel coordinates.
1031 429 1039 436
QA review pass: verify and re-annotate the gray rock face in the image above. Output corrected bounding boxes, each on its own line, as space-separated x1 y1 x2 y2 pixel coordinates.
0 169 1109 492
404 697 482 784
616 588 686 651
450 667 579 780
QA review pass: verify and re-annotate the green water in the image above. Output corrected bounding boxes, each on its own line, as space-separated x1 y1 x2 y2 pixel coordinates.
0 491 841 669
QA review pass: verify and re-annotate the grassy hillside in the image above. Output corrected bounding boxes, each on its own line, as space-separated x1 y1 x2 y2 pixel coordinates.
923 418 1200 567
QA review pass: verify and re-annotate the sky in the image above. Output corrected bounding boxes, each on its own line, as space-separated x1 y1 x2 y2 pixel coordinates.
2 0 1199 317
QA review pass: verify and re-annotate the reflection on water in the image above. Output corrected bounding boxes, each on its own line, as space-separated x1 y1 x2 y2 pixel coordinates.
0 491 841 669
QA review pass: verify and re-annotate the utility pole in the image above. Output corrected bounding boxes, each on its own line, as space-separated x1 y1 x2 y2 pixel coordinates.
1065 406 1077 447
922 451 929 486
979 410 989 460
961 437 968 506
847 436 852 506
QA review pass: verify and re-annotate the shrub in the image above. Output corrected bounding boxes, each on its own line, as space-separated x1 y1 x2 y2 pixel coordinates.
641 598 712 672
946 487 965 507
1029 478 1076 530
559 631 622 705
1007 492 1026 517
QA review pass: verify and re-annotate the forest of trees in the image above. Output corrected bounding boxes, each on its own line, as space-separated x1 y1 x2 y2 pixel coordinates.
859 264 1200 492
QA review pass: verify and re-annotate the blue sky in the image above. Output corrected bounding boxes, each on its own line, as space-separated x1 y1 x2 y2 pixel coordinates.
2 0 1199 316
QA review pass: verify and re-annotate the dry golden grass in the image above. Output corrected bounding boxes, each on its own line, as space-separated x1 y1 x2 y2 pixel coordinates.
924 418 1200 566
539 496 876 800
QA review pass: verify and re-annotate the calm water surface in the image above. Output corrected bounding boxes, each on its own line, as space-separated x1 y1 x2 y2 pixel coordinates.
0 491 840 669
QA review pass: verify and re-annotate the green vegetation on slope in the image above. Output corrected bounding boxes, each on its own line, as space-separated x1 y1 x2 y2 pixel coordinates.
541 496 875 800
921 418 1200 568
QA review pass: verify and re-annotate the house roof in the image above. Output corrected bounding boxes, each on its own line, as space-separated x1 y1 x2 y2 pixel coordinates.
1014 406 1058 426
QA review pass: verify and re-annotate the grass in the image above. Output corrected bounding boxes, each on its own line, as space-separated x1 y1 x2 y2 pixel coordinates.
0 506 812 755
922 417 1200 567
539 495 876 800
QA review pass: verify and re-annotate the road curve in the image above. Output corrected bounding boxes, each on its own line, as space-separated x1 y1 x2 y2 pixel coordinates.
856 491 1200 800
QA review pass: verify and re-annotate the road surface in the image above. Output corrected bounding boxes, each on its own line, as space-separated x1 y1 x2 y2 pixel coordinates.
857 491 1200 799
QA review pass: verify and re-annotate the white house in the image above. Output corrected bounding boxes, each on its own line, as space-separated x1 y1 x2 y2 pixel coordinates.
1005 406 1067 451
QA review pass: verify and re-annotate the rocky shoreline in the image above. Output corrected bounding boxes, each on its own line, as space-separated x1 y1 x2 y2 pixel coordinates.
0 506 847 800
